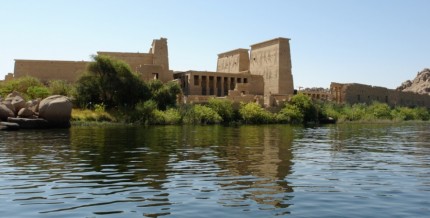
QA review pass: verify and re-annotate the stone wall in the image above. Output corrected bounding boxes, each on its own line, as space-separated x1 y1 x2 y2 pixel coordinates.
13 38 172 83
217 49 249 73
14 60 89 82
150 38 169 72
330 82 430 108
249 38 294 104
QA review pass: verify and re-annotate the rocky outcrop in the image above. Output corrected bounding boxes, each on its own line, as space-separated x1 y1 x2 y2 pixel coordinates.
38 95 72 127
4 91 26 114
397 68 430 95
0 92 72 129
0 104 14 121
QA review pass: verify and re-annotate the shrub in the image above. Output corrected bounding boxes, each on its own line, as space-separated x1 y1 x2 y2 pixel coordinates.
276 104 304 124
48 80 74 96
0 76 44 99
151 108 181 125
239 102 274 124
413 107 430 121
135 100 158 124
207 98 234 123
321 102 342 120
183 104 222 124
148 80 182 110
391 106 430 121
26 86 51 99
94 103 106 113
74 55 149 109
71 108 115 122
367 102 392 120
289 94 318 123
342 103 367 121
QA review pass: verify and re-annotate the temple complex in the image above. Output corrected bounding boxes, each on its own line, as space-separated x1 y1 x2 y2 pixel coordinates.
13 38 172 83
3 37 430 108
174 37 294 106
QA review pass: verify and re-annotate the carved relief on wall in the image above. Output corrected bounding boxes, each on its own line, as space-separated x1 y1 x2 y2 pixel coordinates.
250 48 278 68
218 55 239 73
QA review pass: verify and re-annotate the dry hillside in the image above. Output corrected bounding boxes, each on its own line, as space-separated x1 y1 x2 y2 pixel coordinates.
396 68 430 95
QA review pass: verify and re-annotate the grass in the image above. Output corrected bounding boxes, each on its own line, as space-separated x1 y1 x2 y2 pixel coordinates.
71 108 116 122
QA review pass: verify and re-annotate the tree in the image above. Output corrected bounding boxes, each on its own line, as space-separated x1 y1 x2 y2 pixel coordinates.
207 98 234 123
289 94 318 123
74 55 149 109
147 80 181 110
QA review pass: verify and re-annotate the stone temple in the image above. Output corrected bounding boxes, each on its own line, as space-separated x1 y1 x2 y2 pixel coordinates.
5 37 430 108
10 37 295 107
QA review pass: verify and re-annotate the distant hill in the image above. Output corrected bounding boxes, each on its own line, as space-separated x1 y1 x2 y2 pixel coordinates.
396 68 430 95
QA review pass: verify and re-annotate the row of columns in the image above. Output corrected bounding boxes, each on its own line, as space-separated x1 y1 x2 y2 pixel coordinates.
193 75 248 97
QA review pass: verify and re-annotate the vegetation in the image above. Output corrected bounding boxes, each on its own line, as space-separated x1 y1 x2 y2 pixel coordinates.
239 102 275 124
74 55 148 109
3 55 429 126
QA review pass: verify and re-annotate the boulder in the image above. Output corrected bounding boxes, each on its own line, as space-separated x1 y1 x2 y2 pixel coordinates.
0 104 15 121
38 95 72 127
2 100 15 114
18 108 35 118
26 99 41 113
0 121 20 131
7 117 49 129
11 96 26 114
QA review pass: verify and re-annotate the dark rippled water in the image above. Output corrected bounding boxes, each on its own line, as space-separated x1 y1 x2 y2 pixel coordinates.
0 123 429 217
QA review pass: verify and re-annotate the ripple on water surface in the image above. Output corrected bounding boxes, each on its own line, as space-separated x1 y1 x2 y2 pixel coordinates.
1 124 430 217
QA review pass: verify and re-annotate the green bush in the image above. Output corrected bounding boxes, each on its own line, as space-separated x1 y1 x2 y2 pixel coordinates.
239 102 274 124
367 102 392 120
391 106 430 121
276 104 304 124
135 100 158 124
74 55 149 109
148 80 182 110
26 86 51 99
342 103 367 121
0 76 44 99
413 107 430 121
183 104 222 124
321 102 342 120
207 98 234 123
151 108 182 125
48 80 74 96
289 94 318 123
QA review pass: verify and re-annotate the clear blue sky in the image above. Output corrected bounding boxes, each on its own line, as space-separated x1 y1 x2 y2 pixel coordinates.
1 0 429 89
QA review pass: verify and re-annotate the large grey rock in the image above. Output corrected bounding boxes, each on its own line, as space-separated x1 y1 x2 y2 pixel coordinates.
26 99 41 113
18 108 35 118
7 117 49 129
0 104 15 121
2 100 15 114
0 121 20 131
38 95 72 126
11 96 26 114
5 92 26 115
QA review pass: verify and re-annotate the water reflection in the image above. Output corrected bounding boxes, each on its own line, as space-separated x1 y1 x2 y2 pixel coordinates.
0 125 295 217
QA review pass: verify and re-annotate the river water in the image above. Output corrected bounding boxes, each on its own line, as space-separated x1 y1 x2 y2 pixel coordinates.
0 123 429 217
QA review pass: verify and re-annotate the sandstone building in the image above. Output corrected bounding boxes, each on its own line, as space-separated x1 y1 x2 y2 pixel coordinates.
13 38 172 83
9 37 295 107
7 36 429 109
330 82 430 108
174 37 295 106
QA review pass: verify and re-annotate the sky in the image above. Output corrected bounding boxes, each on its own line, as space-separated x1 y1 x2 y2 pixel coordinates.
0 0 429 89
